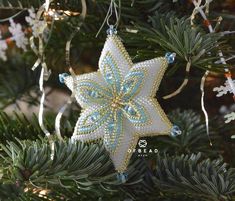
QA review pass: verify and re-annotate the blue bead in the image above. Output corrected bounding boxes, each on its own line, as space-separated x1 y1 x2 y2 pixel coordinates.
116 172 128 183
108 122 115 133
87 90 103 98
106 72 112 79
165 52 176 64
124 105 129 111
88 90 98 98
129 109 136 115
106 25 117 35
106 72 113 82
122 81 133 93
170 125 182 137
59 73 69 84
124 105 136 115
90 112 100 122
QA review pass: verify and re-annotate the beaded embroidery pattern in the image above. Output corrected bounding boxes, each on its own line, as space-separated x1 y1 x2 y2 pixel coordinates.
64 34 173 172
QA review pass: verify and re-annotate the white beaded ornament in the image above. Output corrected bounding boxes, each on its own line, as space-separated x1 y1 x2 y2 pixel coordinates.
61 33 179 173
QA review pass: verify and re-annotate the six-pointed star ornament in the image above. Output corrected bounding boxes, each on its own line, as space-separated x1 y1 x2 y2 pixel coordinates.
61 33 180 173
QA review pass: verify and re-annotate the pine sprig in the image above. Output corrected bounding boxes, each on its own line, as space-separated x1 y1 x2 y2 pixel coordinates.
153 153 235 201
0 112 45 144
0 138 151 199
138 13 224 70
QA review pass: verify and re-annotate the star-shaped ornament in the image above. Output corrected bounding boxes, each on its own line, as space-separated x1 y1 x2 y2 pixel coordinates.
61 30 180 174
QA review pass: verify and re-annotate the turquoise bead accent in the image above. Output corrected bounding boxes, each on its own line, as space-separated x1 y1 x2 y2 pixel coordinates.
106 25 117 35
122 81 133 93
170 125 182 137
101 54 122 91
124 105 136 115
165 52 176 64
90 112 100 122
107 122 115 133
121 70 145 101
78 81 112 104
87 90 99 98
59 73 69 84
116 172 128 183
106 72 113 81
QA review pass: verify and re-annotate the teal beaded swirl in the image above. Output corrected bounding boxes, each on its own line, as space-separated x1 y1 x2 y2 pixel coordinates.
74 52 149 153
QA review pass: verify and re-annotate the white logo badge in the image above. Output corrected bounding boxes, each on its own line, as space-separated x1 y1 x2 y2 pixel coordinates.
138 140 147 148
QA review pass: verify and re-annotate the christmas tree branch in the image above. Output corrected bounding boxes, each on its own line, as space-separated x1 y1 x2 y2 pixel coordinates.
0 138 152 200
153 153 235 200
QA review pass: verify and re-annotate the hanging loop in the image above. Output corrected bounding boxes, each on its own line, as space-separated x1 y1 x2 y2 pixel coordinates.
96 0 121 37
106 0 120 28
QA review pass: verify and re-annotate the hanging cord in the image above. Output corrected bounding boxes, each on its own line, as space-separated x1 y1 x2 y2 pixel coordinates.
163 61 191 99
191 0 212 145
29 0 57 159
55 0 87 140
96 0 121 37
0 10 27 22
200 70 212 146
30 0 52 137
